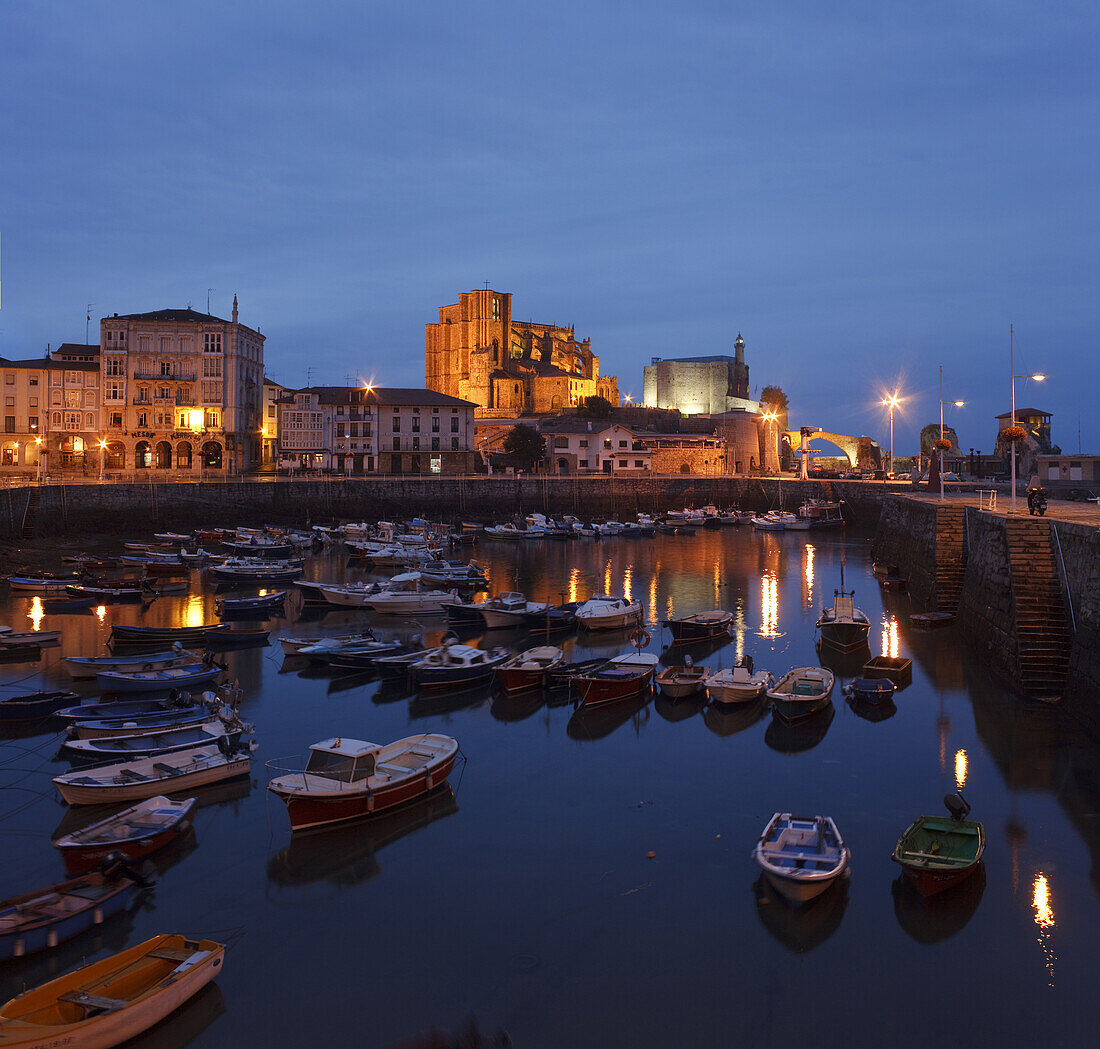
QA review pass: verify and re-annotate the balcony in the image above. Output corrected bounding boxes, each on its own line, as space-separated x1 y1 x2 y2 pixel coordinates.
132 370 196 382
132 396 152 406
175 395 196 406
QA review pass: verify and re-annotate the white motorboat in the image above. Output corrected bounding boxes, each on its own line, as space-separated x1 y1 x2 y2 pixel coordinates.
484 524 526 541
705 664 775 704
474 593 547 629
751 511 798 531
411 643 510 689
575 594 643 631
752 813 850 904
494 646 565 694
279 631 375 657
319 580 392 608
364 575 460 616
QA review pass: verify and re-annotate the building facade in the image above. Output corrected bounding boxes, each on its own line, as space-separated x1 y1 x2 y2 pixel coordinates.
543 422 652 475
99 298 264 474
643 335 756 416
277 387 478 475
426 288 618 417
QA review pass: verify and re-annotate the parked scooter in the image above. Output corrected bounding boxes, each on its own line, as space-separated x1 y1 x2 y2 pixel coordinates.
1027 487 1048 516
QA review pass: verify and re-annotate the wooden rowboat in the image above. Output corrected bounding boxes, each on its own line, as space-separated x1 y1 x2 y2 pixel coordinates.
53 796 196 874
0 691 80 723
892 793 985 898
753 813 850 904
0 933 225 1047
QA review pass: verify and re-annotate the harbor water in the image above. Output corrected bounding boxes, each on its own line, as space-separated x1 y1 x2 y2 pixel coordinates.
0 526 1097 1047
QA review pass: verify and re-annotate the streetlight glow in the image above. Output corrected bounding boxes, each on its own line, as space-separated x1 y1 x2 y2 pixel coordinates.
880 390 901 477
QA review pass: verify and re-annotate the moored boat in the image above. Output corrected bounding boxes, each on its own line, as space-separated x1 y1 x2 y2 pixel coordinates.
575 594 643 631
64 648 199 680
411 643 509 690
570 660 655 708
816 588 871 652
67 705 215 740
96 663 223 693
705 660 774 704
753 813 851 904
109 623 232 645
0 866 144 962
0 690 80 723
267 733 460 832
766 666 835 721
52 796 197 873
655 663 710 699
662 609 733 644
846 677 896 705
53 742 254 805
892 793 985 898
0 933 225 1047
62 717 246 763
494 646 565 694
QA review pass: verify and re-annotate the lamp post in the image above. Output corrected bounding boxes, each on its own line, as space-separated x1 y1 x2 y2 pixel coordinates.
99 439 107 482
1008 324 1046 513
880 393 899 478
937 366 965 501
34 436 42 484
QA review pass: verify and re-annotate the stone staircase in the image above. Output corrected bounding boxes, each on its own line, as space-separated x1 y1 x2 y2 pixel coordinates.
20 489 39 539
933 506 967 612
1004 518 1072 701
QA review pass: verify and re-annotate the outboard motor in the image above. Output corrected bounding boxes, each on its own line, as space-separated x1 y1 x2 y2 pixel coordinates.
944 791 971 821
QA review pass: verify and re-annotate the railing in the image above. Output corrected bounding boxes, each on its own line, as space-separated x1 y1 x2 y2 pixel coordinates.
1051 524 1076 634
132 371 196 382
978 489 997 511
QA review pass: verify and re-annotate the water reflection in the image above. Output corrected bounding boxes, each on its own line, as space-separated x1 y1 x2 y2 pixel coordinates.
846 692 897 723
802 544 815 609
955 748 968 790
892 864 986 944
567 694 651 741
1032 871 1056 986
758 571 782 639
880 614 899 657
655 693 705 724
28 596 44 631
267 786 459 889
753 874 848 953
703 697 768 737
491 690 545 723
764 704 835 754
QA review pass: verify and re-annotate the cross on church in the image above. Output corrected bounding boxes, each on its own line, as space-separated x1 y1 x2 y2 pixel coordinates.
483 280 491 290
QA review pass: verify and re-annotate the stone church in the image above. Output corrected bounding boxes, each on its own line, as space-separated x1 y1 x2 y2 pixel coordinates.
425 288 618 417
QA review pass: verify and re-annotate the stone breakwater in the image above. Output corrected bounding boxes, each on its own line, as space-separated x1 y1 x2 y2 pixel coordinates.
0 476 896 540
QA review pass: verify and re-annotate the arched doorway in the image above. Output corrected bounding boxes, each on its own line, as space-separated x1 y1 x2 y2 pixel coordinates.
176 441 192 469
557 457 570 474
134 441 151 468
105 442 125 469
1 441 18 466
202 441 223 469
679 462 692 475
155 441 172 469
60 436 85 468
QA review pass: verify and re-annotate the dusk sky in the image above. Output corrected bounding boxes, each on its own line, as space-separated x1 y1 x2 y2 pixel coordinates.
3 1 1097 457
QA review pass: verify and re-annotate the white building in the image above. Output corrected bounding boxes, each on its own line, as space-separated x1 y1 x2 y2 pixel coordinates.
542 422 652 475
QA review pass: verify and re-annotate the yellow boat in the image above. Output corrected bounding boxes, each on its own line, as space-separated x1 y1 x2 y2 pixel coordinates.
0 933 224 1048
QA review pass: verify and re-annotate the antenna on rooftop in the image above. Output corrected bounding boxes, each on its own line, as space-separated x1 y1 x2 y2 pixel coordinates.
307 367 314 389
85 303 95 344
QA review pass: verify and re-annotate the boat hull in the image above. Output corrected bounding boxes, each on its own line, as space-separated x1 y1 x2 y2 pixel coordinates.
273 754 457 832
56 801 196 874
571 670 653 708
893 816 985 898
818 621 871 652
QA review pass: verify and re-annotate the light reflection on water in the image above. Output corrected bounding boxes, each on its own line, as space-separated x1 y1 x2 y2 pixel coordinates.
27 595 44 631
0 527 1097 1048
954 748 968 790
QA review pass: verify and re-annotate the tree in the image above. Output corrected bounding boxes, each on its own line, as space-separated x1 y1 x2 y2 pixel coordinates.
759 386 789 409
502 424 546 471
577 395 614 420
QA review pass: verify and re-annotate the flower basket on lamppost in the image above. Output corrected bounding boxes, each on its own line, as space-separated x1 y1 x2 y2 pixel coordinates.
1001 425 1028 444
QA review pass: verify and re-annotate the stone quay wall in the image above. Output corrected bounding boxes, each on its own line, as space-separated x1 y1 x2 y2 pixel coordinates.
0 476 896 541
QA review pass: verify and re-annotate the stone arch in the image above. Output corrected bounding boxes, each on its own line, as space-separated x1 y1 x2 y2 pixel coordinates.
679 462 692 475
105 441 125 469
134 441 151 468
783 428 859 466
202 440 223 468
557 457 570 474
176 441 193 468
155 441 172 469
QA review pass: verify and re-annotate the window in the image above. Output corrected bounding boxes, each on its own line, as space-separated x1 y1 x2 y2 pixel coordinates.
157 386 170 400
451 437 459 450
412 436 420 450
553 437 568 449
202 356 222 378
109 412 122 428
350 423 359 437
3 416 13 432
450 417 459 433
204 410 219 429
160 361 172 376
137 411 148 428
65 412 80 431
202 382 220 403
392 416 400 432
106 381 123 401
84 392 95 408
579 439 588 448
619 460 627 468
431 437 440 451
579 459 589 468
412 417 420 432
492 297 500 319
29 377 38 387
411 455 421 472
336 423 346 438
267 405 275 418
619 440 627 449
603 439 611 449
105 358 123 377
432 407 439 413
64 389 81 408
28 416 38 432
431 418 440 433
3 374 12 385
635 460 644 468
3 397 11 408
85 413 95 428
392 437 400 451
203 333 222 353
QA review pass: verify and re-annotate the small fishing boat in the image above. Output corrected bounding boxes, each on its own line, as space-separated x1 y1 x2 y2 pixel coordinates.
483 524 526 541
753 813 851 904
221 538 293 558
570 661 655 707
0 933 225 1047
215 590 287 617
655 663 710 699
662 610 733 644
54 742 254 805
846 677 896 704
544 657 610 692
372 645 441 678
705 658 774 704
109 623 232 645
364 577 461 616
64 648 198 680
411 643 509 690
267 733 460 831
279 631 376 657
96 663 222 693
153 532 192 543
209 561 302 583
475 592 540 629
325 641 416 671
892 793 985 898
494 646 565 694
0 629 62 646
0 866 143 962
68 706 215 740
575 594 643 631
524 601 580 632
417 560 488 587
65 583 145 602
53 796 196 873
62 718 245 763
816 589 871 652
55 696 197 722
5 575 77 592
0 690 80 723
766 667 835 721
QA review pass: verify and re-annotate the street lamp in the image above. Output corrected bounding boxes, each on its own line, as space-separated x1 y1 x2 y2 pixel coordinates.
760 410 778 475
99 439 107 482
937 366 965 501
880 392 900 478
34 436 42 484
1008 323 1046 513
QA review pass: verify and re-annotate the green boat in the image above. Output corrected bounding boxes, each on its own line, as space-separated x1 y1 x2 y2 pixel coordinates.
892 795 985 898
